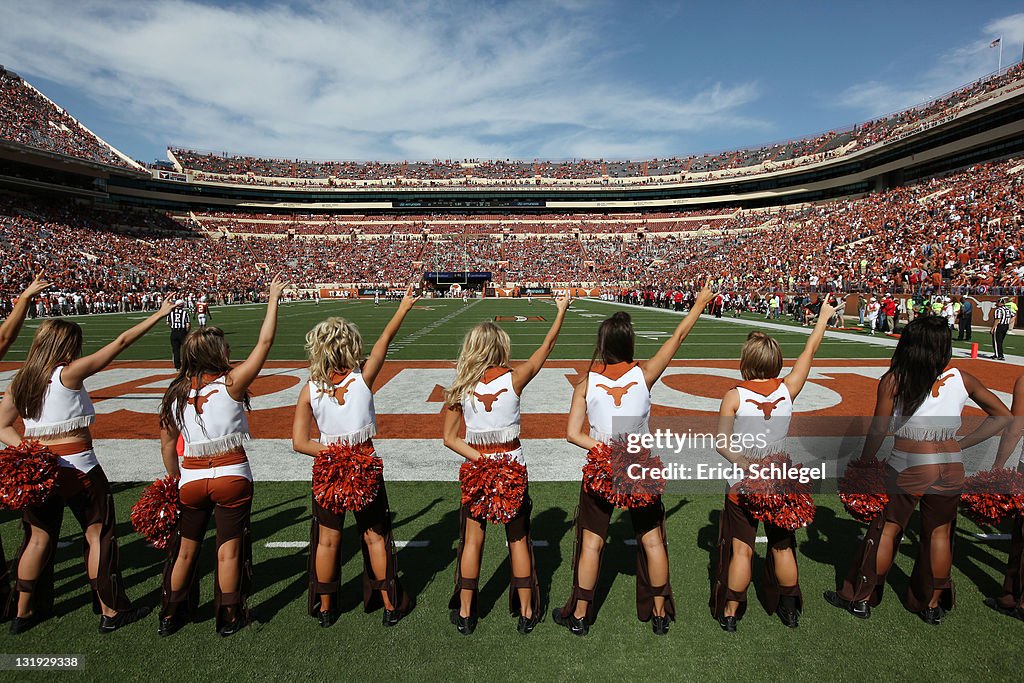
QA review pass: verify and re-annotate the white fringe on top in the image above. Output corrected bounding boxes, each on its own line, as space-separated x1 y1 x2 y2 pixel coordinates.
589 420 649 446
183 432 249 457
465 425 520 445
892 426 960 442
319 423 377 446
23 415 95 438
745 443 789 460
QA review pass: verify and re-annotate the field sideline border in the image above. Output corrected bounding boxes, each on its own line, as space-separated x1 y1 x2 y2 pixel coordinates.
579 296 1024 365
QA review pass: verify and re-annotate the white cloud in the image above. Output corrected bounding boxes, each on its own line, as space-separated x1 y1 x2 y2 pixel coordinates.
0 0 762 161
833 12 1024 118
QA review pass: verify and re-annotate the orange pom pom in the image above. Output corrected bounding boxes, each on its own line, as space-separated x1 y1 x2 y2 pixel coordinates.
130 476 181 550
582 439 666 510
459 455 528 524
737 453 816 531
0 440 60 509
313 443 383 513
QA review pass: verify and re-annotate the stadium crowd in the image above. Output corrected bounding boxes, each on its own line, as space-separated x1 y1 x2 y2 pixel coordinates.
169 64 1024 187
1 156 1022 319
0 68 136 169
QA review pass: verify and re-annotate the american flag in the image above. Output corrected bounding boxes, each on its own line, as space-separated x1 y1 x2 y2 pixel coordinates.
990 37 1001 47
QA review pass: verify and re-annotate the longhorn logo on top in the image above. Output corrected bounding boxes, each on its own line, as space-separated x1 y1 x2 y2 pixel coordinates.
597 382 637 407
188 389 219 415
473 388 507 412
746 397 784 419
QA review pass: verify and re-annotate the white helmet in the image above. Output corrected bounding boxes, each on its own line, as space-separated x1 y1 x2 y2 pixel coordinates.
200 295 208 302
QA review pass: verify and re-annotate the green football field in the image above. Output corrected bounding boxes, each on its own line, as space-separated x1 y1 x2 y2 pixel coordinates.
3 297 1018 362
0 297 1022 680
0 485 1020 680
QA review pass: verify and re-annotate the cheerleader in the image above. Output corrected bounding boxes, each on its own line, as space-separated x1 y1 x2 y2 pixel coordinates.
710 298 836 633
825 315 1010 625
157 275 286 637
0 295 182 634
291 287 419 628
982 372 1024 620
0 272 51 619
554 285 714 637
443 294 571 635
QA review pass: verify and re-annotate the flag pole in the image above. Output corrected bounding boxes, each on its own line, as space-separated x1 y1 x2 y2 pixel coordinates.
998 35 1003 72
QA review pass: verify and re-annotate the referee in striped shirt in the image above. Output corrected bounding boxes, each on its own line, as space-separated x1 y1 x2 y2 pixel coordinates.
990 298 1013 361
167 299 191 369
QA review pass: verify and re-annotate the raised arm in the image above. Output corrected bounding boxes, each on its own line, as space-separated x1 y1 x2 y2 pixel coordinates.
62 296 182 389
226 274 287 400
859 374 896 462
362 286 419 388
566 379 598 450
784 298 836 399
292 384 328 457
442 405 482 462
0 272 51 360
512 294 571 394
642 285 714 388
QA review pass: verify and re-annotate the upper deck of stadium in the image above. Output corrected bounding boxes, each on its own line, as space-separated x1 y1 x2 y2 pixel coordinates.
1 62 1024 214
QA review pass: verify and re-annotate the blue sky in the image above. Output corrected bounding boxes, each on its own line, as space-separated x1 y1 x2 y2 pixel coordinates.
0 1 1022 163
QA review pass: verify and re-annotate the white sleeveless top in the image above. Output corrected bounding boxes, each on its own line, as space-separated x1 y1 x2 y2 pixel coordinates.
22 366 96 438
730 379 793 485
178 375 250 456
888 368 968 472
310 369 377 446
462 369 520 446
890 368 968 441
586 363 650 443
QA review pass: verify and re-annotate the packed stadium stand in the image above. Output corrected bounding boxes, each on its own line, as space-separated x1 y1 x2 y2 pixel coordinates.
1 62 1023 318
162 62 1024 188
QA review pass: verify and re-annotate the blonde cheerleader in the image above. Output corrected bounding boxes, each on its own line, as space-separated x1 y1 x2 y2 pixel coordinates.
291 287 419 628
443 294 571 635
710 298 836 633
0 294 181 634
554 285 713 637
157 275 286 637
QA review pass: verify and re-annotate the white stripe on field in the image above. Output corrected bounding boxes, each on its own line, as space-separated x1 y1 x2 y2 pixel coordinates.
266 541 308 548
263 540 433 549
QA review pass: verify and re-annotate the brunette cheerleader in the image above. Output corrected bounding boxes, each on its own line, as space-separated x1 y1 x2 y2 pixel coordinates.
0 273 51 619
710 298 836 632
824 315 1010 625
553 286 714 637
443 294 571 635
980 372 1024 620
291 287 419 628
0 294 181 634
157 275 286 637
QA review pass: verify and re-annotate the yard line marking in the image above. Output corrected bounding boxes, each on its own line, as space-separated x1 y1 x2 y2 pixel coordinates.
755 536 768 543
505 540 549 547
264 540 433 549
